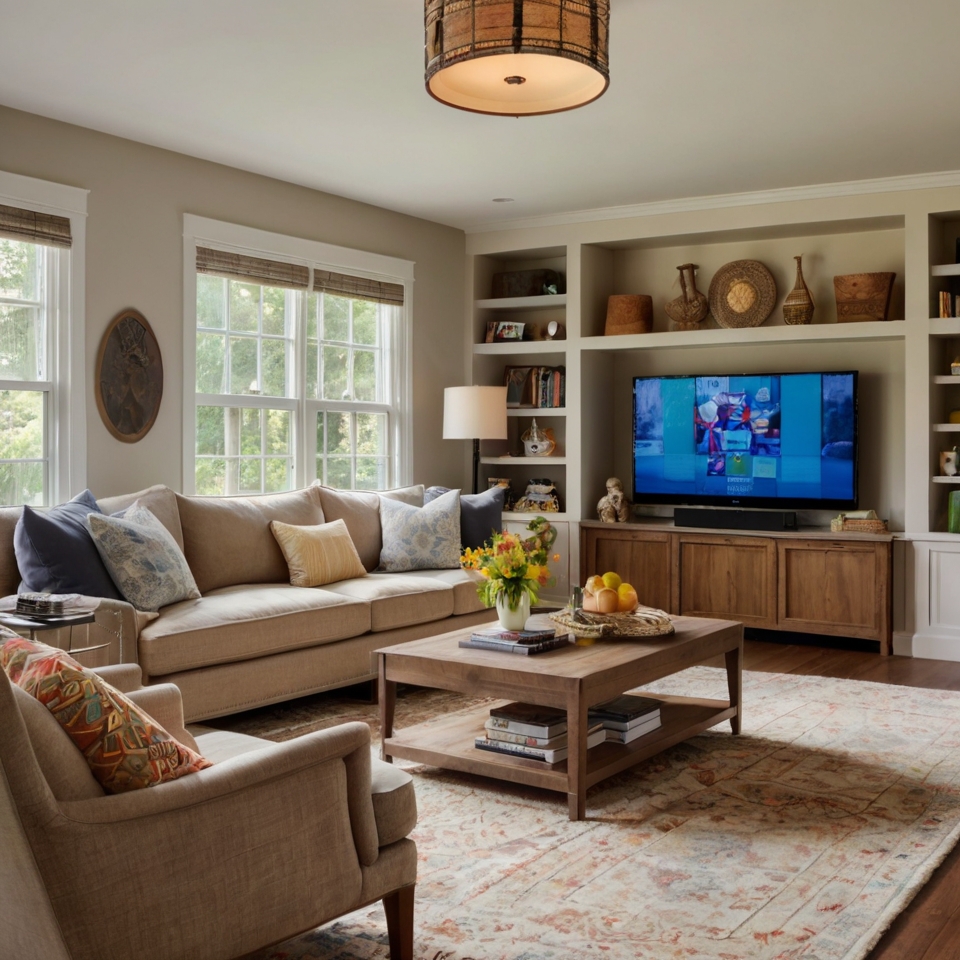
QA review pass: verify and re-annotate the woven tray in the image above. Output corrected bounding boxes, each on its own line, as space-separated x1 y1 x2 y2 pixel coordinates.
829 517 889 534
550 605 675 640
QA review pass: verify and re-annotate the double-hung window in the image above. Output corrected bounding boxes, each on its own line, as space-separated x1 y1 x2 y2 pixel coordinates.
0 184 86 507
184 216 412 495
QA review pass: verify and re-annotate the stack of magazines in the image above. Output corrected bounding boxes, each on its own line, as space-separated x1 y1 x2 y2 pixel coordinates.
458 624 571 655
588 695 662 744
474 702 606 764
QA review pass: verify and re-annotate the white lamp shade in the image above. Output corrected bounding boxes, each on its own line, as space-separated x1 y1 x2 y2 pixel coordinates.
443 386 508 440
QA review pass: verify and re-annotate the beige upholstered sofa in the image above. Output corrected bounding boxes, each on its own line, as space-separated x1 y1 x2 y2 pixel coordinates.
0 483 496 722
0 661 417 960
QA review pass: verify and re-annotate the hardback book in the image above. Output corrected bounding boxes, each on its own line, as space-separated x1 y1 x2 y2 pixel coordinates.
474 727 606 764
470 625 557 644
483 721 603 749
459 634 570 655
487 702 567 739
588 695 662 725
603 714 662 744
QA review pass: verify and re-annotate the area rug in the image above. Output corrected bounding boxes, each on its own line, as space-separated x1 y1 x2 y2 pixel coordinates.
215 668 960 960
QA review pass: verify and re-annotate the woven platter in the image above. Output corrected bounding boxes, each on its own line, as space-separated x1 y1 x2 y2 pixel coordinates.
708 259 777 329
550 605 675 640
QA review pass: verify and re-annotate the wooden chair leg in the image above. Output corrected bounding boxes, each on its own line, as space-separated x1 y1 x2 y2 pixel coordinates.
382 883 415 960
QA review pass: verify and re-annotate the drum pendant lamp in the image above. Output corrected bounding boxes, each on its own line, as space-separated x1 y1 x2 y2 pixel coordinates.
425 0 610 116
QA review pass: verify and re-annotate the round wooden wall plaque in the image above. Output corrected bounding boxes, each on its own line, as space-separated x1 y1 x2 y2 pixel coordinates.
95 308 163 443
708 260 777 329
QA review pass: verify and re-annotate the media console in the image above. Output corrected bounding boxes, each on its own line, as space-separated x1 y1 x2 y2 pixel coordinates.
580 520 893 654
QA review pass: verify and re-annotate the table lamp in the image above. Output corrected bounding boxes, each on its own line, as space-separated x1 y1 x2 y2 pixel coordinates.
443 385 508 494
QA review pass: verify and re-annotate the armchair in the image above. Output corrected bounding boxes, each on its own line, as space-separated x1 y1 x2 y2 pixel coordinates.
0 663 416 960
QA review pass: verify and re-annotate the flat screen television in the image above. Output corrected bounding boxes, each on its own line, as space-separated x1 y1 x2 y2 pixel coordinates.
632 371 858 510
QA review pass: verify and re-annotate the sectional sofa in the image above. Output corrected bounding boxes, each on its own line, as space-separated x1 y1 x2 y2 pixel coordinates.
0 483 497 722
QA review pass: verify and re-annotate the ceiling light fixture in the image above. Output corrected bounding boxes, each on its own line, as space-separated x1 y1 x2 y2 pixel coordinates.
425 0 610 117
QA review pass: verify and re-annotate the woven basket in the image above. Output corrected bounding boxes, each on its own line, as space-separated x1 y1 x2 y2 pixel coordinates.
551 605 675 640
829 517 889 534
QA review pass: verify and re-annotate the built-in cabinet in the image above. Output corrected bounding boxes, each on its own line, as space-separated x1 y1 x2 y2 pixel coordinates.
462 184 960 660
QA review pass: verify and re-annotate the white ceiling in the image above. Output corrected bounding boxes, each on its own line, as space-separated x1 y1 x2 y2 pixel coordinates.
1 0 959 231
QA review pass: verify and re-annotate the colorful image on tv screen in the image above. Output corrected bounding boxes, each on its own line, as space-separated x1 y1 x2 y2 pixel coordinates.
633 372 856 505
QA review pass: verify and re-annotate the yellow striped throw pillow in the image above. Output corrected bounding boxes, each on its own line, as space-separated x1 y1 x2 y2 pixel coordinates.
270 518 367 587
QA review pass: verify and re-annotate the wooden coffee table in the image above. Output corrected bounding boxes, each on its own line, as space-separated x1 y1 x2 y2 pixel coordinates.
377 615 742 821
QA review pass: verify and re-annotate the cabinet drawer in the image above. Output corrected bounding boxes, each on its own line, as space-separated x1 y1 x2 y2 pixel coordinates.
580 528 676 613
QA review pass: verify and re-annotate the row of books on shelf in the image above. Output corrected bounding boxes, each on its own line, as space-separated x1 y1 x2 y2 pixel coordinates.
507 365 566 409
939 291 960 318
473 694 663 764
458 623 571 656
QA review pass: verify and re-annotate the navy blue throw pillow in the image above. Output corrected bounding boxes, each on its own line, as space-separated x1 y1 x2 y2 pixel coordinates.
424 485 505 550
14 489 123 600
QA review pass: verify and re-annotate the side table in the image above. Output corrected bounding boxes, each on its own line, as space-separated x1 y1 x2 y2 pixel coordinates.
0 612 102 661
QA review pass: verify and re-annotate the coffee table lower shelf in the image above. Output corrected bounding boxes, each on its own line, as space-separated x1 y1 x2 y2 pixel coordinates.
383 694 736 797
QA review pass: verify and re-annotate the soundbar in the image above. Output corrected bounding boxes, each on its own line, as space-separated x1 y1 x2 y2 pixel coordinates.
673 507 798 532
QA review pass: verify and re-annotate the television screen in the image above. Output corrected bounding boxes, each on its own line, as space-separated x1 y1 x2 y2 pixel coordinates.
632 371 858 509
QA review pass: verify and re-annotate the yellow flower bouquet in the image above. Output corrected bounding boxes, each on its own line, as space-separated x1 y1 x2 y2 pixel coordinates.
461 516 559 615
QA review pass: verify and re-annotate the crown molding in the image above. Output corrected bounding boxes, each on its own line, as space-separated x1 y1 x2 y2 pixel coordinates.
464 169 960 235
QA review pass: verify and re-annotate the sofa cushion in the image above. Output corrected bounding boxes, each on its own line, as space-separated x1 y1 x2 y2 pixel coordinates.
176 487 326 594
12 682 104 800
370 758 418 847
98 484 185 550
87 503 201 612
138 583 372 676
14 490 123 600
400 568 489 616
379 488 461 572
314 484 424 572
425 484 505 550
322 573 453 631
270 518 367 588
1 635 211 794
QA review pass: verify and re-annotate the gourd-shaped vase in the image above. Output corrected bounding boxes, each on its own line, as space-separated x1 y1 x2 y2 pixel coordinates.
783 255 815 325
664 263 709 330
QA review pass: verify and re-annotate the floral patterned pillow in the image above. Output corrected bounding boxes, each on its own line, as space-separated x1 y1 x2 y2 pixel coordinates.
378 488 461 572
1 635 211 794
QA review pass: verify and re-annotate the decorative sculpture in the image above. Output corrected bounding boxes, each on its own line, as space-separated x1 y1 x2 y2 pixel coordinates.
597 477 631 523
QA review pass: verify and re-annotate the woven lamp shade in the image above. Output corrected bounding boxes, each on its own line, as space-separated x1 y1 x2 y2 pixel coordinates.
425 0 610 116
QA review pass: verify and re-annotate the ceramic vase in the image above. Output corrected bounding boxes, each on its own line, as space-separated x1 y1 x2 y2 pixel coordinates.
664 263 709 330
496 592 531 631
783 255 815 325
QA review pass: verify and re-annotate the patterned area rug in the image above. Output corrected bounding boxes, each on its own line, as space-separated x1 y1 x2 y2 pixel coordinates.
212 668 960 960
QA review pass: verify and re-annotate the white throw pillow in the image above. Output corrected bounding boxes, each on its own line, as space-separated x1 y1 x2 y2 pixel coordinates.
87 503 201 612
378 488 461 572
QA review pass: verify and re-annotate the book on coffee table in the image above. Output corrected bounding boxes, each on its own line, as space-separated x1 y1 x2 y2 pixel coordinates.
470 625 557 643
588 695 662 729
603 714 662 744
475 726 606 764
487 702 567 739
459 634 571 655
483 720 603 750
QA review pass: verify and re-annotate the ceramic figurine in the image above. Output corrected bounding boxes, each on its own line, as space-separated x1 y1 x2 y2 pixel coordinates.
597 477 631 523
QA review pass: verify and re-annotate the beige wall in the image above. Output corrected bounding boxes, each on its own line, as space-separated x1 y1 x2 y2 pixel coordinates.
0 105 466 497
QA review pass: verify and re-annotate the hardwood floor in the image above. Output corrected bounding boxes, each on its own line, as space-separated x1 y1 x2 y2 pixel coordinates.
730 637 960 960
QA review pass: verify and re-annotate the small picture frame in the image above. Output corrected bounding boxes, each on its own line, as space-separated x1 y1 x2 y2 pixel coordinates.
484 321 498 343
493 321 525 342
504 366 534 407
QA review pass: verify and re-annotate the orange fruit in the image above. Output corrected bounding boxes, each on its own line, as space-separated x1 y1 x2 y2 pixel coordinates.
617 584 639 612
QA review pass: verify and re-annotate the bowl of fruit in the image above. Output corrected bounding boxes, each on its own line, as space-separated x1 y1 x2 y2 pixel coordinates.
550 571 674 642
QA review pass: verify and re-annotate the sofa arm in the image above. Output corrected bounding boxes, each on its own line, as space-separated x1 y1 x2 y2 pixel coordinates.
93 663 143 692
125 683 199 752
59 720 381 865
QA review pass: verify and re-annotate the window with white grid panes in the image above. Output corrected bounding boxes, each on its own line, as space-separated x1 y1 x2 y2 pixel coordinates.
0 238 55 506
194 275 296 495
308 291 394 491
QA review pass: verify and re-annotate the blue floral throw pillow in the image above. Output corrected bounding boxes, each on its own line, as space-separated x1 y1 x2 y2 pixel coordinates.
378 488 461 572
86 503 201 612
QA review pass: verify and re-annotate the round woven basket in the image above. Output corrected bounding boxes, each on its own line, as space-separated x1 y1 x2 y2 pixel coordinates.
708 260 777 329
551 605 675 640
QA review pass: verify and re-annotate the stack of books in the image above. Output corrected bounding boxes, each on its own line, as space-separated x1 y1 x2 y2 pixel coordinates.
458 624 571 655
474 702 605 764
588 695 662 744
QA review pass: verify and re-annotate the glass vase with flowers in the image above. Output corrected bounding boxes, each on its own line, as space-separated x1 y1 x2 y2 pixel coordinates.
461 517 559 630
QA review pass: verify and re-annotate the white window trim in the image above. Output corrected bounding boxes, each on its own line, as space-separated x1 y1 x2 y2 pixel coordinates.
0 169 88 503
182 214 414 495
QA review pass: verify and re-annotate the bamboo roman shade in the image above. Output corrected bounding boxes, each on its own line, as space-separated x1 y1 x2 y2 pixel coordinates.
313 269 404 306
196 246 309 290
0 203 72 248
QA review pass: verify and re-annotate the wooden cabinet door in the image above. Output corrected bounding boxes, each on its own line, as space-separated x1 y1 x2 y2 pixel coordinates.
580 527 677 613
678 534 778 628
778 539 891 647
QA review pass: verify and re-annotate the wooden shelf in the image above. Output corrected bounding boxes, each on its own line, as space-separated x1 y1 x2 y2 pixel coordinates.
481 456 566 466
932 264 960 277
507 407 566 417
932 476 960 483
580 321 905 352
932 376 960 384
933 423 960 432
474 341 567 356
475 294 566 311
